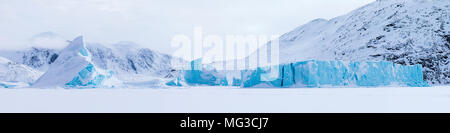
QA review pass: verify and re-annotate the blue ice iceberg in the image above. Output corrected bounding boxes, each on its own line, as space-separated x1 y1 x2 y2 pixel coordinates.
65 63 114 88
182 59 228 86
166 77 182 86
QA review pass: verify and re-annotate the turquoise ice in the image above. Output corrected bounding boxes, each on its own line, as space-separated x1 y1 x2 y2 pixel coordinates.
166 77 182 86
65 63 112 88
173 59 428 88
32 36 120 88
243 60 428 87
79 47 89 56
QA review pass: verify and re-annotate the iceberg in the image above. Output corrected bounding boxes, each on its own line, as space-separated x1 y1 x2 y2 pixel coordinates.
171 59 428 88
243 60 428 88
32 36 121 88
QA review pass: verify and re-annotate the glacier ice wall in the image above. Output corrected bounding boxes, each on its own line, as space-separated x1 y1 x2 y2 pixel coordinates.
242 60 428 88
0 57 43 84
173 59 428 88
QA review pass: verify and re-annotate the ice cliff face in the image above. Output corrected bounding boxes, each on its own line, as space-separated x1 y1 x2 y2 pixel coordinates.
275 0 450 84
0 47 59 72
32 36 121 88
182 59 229 86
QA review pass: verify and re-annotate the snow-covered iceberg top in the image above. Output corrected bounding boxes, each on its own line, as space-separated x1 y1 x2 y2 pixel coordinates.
241 60 428 88
32 36 121 88
169 59 428 88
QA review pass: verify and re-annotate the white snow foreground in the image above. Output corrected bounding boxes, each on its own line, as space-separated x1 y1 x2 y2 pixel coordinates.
32 36 122 88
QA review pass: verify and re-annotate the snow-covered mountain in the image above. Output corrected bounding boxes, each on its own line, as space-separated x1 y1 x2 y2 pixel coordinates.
271 0 449 84
0 57 42 84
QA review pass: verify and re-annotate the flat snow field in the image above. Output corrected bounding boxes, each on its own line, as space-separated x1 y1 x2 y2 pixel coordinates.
1 86 450 113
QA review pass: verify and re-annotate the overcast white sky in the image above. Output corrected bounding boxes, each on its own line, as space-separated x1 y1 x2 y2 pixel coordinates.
0 0 374 54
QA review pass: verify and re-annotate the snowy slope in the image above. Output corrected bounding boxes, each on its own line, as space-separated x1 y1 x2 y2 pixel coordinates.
0 57 42 84
271 0 449 84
